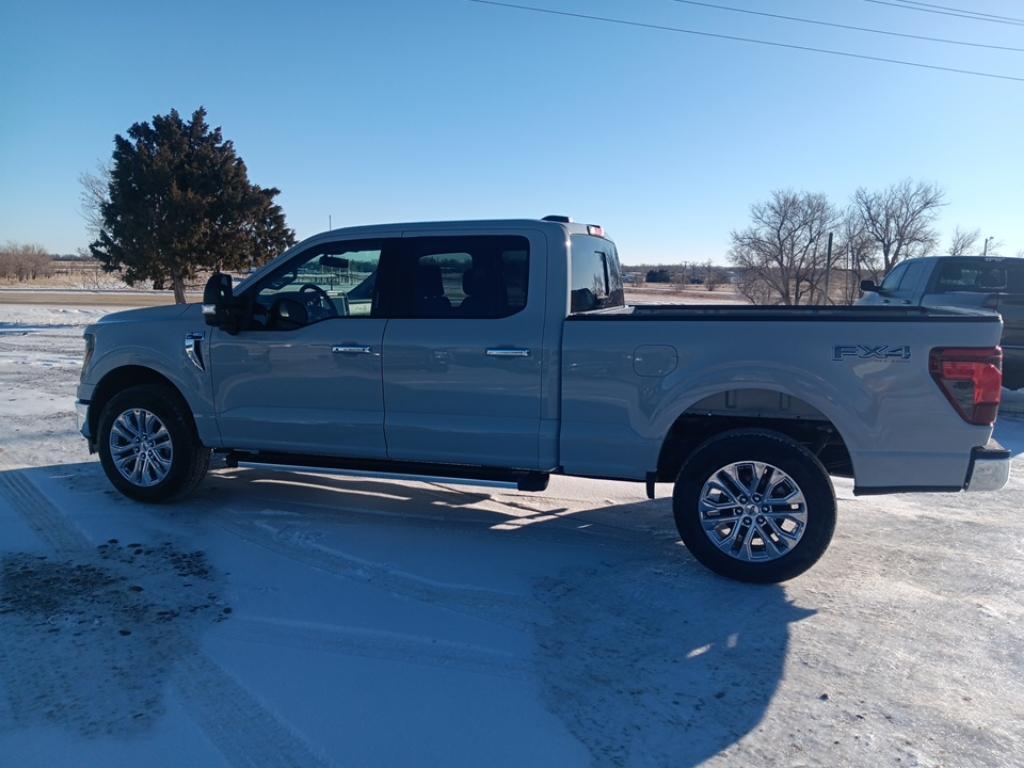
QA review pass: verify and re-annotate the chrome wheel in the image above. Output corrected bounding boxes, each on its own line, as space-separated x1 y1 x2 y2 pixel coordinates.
699 461 807 562
109 408 173 487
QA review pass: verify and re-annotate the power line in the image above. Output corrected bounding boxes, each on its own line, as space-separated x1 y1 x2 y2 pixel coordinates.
864 0 1024 26
889 0 1024 24
467 0 1024 83
663 0 1024 53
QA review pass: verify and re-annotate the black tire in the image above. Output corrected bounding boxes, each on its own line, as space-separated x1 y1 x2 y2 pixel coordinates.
673 429 836 583
97 384 210 503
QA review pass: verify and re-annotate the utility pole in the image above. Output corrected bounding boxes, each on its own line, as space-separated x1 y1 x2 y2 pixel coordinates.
823 232 834 305
983 236 994 256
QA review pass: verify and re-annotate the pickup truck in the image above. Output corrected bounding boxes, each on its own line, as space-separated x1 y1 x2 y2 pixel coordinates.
859 255 1024 389
76 217 1010 582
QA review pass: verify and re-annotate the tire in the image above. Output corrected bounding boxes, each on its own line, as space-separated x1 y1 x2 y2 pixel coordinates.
97 384 210 503
673 429 836 583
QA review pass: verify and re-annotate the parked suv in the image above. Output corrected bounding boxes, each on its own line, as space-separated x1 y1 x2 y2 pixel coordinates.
77 218 1010 582
858 256 1024 388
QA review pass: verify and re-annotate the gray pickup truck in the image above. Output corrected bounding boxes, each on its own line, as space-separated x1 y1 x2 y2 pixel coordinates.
859 255 1024 389
76 217 1010 582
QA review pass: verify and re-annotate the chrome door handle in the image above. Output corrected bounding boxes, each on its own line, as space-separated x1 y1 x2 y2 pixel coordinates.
486 348 530 358
332 345 373 354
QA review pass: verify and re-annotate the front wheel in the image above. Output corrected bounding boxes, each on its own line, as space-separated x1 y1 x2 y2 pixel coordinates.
97 385 210 503
673 430 836 583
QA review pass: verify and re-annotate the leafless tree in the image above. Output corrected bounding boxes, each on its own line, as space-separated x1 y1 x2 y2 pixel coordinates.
78 162 111 240
833 209 879 304
852 179 945 272
729 190 839 305
0 242 52 281
947 226 980 257
703 259 725 291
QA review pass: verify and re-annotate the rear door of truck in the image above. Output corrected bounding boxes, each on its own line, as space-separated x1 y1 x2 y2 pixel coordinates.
380 227 549 469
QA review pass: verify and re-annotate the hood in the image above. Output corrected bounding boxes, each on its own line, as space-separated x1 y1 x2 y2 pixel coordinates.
94 303 198 325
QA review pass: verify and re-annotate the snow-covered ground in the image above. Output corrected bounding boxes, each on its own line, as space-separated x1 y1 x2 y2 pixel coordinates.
0 303 1022 768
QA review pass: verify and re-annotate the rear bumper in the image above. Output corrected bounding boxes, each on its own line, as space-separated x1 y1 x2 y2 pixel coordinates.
965 443 1011 492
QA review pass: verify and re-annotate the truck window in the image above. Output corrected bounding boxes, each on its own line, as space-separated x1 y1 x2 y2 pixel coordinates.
398 236 529 319
935 260 1007 292
896 260 930 295
879 262 908 292
570 235 625 313
248 240 386 330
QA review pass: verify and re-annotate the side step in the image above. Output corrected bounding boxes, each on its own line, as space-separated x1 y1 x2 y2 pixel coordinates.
222 451 550 492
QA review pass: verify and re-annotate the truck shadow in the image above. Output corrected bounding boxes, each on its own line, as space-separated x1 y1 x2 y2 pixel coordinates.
2 461 812 766
194 468 815 766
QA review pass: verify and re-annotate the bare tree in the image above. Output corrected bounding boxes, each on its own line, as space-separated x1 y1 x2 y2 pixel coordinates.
852 179 945 272
703 259 725 291
948 226 980 257
729 190 838 305
834 208 879 304
0 242 52 282
78 162 111 240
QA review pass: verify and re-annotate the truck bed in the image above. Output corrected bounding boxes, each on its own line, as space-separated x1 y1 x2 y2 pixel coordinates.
568 304 1000 322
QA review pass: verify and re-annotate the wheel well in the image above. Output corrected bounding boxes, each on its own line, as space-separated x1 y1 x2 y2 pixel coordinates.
656 392 853 482
87 366 194 443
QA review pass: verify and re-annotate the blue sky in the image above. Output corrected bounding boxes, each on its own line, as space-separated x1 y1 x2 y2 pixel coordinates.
1 0 1022 264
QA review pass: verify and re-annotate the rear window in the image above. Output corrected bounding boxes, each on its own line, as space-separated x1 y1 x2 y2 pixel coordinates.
935 260 1008 292
570 235 625 313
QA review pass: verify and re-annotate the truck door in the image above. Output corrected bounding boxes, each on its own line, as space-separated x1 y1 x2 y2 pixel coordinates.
381 231 547 469
210 238 397 458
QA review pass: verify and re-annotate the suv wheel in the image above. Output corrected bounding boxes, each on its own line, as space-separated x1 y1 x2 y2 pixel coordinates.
673 430 837 583
97 385 210 502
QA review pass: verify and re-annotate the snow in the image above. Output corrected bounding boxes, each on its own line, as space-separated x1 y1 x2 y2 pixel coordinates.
0 302 1022 767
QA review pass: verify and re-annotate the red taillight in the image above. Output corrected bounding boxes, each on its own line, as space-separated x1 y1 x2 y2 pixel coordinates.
929 347 1003 426
587 224 605 237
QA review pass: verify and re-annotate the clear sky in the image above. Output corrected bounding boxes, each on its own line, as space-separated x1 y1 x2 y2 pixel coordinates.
1 0 1022 264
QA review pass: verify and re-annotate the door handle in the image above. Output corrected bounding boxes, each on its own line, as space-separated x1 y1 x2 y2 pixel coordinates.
486 348 530 358
332 345 373 354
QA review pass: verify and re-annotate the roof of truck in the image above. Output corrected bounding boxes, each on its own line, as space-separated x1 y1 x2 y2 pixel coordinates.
311 217 602 239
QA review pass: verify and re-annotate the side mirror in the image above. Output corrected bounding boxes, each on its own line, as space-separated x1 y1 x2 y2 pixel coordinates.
860 279 880 293
202 273 234 328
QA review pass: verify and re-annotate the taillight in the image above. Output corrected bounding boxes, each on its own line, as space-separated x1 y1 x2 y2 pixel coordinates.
929 347 1002 426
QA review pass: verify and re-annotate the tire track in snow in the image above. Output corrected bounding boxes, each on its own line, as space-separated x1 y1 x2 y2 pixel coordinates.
0 459 332 768
0 462 90 554
224 616 531 680
213 513 537 632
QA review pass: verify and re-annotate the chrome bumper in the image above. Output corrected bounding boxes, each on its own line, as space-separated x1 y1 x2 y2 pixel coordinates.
965 444 1011 492
76 400 91 439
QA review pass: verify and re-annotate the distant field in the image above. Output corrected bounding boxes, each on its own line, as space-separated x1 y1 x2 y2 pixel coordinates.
0 280 751 309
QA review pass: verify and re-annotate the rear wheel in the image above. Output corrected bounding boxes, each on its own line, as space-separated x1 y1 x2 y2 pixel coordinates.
673 430 836 583
97 385 210 502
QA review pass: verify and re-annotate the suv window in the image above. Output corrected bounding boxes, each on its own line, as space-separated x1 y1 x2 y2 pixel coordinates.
396 236 529 319
248 240 386 330
570 235 624 312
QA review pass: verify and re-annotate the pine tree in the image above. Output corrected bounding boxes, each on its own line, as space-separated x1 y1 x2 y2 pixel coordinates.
89 107 295 303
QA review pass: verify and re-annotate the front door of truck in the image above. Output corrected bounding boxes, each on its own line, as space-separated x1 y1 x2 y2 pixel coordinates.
210 238 397 458
380 231 547 469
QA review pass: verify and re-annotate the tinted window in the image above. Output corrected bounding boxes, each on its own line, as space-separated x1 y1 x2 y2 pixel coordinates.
247 240 385 330
398 236 529 319
935 259 1008 292
897 260 929 295
879 263 908 292
570 235 625 313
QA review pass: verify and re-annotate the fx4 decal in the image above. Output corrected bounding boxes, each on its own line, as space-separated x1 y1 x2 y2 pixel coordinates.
832 344 912 362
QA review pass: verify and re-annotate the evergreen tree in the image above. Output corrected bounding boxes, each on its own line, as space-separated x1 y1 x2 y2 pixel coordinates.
89 107 295 303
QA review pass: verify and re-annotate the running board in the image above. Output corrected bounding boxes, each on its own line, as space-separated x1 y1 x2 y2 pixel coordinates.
222 451 550 492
